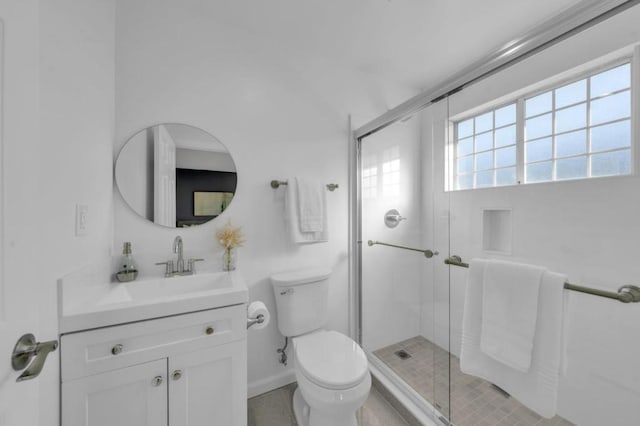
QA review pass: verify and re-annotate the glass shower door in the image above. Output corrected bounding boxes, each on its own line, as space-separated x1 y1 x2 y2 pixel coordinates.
358 100 452 423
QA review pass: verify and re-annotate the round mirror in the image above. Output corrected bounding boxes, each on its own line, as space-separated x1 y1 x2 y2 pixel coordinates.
115 123 237 228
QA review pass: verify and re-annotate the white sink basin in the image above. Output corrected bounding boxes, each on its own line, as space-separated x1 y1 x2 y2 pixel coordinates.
59 270 248 333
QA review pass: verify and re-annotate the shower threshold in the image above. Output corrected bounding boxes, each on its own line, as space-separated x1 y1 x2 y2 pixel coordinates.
372 336 574 426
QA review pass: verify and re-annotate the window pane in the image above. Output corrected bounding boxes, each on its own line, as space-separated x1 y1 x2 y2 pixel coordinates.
458 119 474 139
590 90 630 125
496 167 516 186
475 131 493 152
555 79 586 108
591 149 631 176
457 137 474 157
457 174 473 190
526 138 552 163
526 113 552 140
556 103 586 133
475 112 493 133
495 125 516 148
591 63 631 98
556 156 587 180
475 151 493 171
526 161 553 182
495 146 516 168
591 120 631 152
556 130 586 158
526 91 552 117
495 104 516 127
476 170 494 187
457 156 473 173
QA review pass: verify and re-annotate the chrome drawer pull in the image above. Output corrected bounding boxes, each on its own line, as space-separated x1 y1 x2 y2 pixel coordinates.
151 376 163 387
111 344 124 355
172 370 183 381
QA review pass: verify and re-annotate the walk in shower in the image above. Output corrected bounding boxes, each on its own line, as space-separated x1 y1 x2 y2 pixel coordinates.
352 2 640 425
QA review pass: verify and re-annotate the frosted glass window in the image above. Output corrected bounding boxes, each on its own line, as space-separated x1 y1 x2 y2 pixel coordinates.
591 150 631 176
526 113 552 139
496 167 516 186
555 130 586 158
556 156 587 180
495 125 516 148
495 146 516 168
475 151 493 171
526 92 552 117
555 79 586 108
454 102 517 189
526 161 553 182
475 132 493 152
591 63 630 98
475 112 493 133
590 91 630 125
526 138 552 162
452 60 632 192
362 166 378 199
457 137 474 157
495 104 516 127
591 121 630 152
476 170 494 187
555 103 586 133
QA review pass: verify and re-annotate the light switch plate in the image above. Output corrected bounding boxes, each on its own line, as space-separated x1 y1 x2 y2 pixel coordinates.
75 204 88 236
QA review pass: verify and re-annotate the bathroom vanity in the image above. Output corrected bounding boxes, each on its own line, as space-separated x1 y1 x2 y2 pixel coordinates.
58 270 248 426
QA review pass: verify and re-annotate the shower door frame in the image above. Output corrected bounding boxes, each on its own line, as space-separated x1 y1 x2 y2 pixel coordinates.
348 0 638 422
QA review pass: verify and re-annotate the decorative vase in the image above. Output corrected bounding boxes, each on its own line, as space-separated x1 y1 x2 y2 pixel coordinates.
222 247 236 271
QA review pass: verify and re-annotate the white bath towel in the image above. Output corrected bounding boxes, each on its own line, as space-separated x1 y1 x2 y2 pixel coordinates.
284 178 328 243
481 259 545 372
460 259 566 418
295 177 324 233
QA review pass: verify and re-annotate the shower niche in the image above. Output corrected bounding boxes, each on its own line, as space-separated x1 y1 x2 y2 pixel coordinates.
482 209 512 254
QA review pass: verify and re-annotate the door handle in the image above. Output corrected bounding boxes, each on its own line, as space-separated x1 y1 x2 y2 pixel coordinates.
12 333 58 382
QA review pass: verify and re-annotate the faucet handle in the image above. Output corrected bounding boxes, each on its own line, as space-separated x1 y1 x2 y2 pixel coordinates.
155 260 174 277
188 258 205 273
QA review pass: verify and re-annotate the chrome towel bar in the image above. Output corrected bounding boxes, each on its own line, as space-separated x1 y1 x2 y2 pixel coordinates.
445 255 640 304
367 240 437 259
270 179 338 191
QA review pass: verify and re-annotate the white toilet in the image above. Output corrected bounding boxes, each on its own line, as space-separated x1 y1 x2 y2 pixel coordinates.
271 268 371 426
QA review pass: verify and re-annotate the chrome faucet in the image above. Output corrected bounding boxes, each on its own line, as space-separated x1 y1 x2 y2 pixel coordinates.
155 236 204 277
173 236 185 273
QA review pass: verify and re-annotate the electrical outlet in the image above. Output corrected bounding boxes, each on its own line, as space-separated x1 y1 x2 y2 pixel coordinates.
76 204 88 236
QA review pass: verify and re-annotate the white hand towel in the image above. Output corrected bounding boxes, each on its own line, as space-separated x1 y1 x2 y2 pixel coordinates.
284 179 328 244
461 259 566 418
295 178 325 233
481 259 545 372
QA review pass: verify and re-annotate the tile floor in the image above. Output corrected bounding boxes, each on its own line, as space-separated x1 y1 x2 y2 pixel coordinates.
248 382 410 426
374 336 574 426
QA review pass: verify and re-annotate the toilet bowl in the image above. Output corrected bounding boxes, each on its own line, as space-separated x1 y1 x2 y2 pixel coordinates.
270 268 371 426
292 330 371 426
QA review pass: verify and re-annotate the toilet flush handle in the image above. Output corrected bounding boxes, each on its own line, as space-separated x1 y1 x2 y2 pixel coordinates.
280 288 294 296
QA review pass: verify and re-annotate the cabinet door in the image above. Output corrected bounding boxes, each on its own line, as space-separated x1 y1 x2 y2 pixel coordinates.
169 340 247 426
62 359 168 426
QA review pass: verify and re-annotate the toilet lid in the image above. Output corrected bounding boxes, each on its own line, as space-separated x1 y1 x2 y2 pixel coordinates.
295 330 368 390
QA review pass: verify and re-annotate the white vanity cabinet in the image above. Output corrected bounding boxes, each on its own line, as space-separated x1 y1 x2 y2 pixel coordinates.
60 304 247 426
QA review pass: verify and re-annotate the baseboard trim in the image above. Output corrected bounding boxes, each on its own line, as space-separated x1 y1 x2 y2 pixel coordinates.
248 370 297 399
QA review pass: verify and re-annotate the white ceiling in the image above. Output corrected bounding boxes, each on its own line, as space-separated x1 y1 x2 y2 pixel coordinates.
198 0 584 119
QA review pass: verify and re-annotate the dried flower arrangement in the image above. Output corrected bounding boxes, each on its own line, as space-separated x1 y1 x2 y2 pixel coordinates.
216 221 244 270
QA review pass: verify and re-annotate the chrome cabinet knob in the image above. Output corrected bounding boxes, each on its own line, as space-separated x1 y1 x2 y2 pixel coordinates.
172 370 183 381
111 344 123 355
205 326 215 335
151 376 163 387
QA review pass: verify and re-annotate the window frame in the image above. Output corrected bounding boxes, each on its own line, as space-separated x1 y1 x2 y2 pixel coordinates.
450 55 635 191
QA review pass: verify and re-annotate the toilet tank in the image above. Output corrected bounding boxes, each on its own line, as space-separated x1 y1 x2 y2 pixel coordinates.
270 267 332 337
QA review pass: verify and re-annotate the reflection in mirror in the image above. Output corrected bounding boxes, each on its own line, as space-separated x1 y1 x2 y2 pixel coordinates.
116 124 237 228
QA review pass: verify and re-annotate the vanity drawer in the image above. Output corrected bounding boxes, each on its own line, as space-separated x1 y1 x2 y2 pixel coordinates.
61 304 245 382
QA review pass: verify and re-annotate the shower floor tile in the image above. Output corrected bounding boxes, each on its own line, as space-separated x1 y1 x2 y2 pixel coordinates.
373 336 574 426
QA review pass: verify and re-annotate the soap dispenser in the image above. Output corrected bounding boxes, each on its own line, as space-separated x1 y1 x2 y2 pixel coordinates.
116 241 138 282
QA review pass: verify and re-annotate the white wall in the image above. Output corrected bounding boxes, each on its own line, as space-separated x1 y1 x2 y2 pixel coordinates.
114 0 397 395
423 6 640 425
37 0 115 424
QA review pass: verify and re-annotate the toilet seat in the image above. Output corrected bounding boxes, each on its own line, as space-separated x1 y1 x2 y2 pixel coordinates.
294 330 368 390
